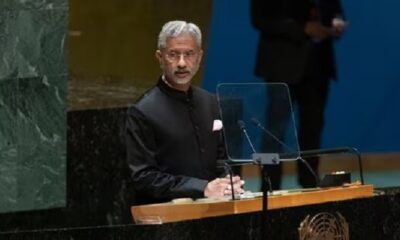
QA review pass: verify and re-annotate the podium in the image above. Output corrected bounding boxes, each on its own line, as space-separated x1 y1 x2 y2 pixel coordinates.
2 185 399 239
131 184 374 224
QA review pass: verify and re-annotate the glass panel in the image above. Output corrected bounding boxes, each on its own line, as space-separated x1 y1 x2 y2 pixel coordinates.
216 83 300 162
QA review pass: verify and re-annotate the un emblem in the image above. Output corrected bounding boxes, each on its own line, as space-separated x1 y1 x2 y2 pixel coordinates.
299 212 349 240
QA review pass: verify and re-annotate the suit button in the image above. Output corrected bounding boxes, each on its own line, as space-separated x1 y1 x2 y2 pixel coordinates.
200 148 205 153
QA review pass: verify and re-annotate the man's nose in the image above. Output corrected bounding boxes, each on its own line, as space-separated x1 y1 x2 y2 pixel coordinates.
177 54 187 67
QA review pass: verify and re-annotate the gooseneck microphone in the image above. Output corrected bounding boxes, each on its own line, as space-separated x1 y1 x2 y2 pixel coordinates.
237 119 274 189
237 119 272 240
296 147 364 185
251 117 293 152
223 162 236 200
250 117 321 187
298 156 321 187
237 120 257 154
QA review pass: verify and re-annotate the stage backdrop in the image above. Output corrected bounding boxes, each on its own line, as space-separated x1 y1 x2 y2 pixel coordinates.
203 0 400 153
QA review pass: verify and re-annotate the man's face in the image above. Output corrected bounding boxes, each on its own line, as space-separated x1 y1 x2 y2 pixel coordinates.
156 34 203 87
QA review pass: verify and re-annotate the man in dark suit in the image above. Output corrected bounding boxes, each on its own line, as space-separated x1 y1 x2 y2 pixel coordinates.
251 0 347 189
126 21 244 204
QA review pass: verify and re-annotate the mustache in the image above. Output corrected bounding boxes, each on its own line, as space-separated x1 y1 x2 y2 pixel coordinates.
175 70 190 74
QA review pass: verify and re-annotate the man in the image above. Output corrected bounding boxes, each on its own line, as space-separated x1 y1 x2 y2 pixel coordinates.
126 20 244 204
251 0 347 189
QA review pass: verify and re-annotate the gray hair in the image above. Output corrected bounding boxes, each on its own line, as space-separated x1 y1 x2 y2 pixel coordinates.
157 20 202 50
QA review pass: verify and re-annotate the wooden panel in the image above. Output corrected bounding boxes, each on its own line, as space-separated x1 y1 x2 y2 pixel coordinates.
131 184 374 224
131 200 235 224
234 184 374 214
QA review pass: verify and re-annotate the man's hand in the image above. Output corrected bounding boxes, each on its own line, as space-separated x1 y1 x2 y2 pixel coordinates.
204 176 245 198
304 21 331 41
331 17 347 37
305 19 347 41
224 175 245 196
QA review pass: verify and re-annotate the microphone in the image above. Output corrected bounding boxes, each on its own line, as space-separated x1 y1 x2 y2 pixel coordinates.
237 119 274 190
237 120 257 154
278 147 354 159
298 156 321 187
236 119 279 165
251 117 293 152
223 162 237 200
296 147 364 185
250 117 321 187
282 147 360 187
237 119 245 130
300 147 354 158
249 118 355 159
218 120 256 201
237 121 273 231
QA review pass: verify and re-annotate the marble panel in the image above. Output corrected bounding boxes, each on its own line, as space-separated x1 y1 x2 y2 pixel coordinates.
15 143 66 211
0 147 18 213
66 108 133 226
0 78 18 212
0 9 67 80
0 0 68 214
0 78 18 148
16 76 66 146
15 76 66 211
0 0 67 11
0 75 67 213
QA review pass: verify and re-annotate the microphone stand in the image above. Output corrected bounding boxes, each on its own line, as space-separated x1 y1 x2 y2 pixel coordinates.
252 154 278 240
216 161 237 201
238 119 365 239
288 147 365 185
297 156 321 187
251 118 365 185
223 162 236 200
223 157 275 239
258 162 271 240
237 120 278 239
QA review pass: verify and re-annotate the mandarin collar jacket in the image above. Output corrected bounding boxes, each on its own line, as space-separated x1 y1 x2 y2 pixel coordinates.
126 78 226 204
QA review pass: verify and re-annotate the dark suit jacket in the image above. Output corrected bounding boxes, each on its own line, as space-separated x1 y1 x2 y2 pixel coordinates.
251 0 343 83
126 78 226 204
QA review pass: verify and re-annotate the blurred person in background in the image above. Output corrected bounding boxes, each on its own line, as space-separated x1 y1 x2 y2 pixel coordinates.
251 0 347 189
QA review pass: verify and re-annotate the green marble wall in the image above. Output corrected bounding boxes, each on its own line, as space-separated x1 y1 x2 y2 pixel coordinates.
0 0 67 212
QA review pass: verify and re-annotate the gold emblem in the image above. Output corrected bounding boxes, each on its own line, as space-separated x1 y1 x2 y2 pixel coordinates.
299 212 349 240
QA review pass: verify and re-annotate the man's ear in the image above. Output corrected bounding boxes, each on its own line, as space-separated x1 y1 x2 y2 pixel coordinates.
198 49 204 63
155 50 162 63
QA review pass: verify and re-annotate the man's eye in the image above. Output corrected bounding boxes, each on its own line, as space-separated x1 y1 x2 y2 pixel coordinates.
168 52 177 58
187 51 195 56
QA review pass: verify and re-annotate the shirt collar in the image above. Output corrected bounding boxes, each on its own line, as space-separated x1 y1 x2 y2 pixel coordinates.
157 76 193 102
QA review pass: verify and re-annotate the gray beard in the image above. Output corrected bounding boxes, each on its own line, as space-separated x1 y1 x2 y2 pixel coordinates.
174 78 191 85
